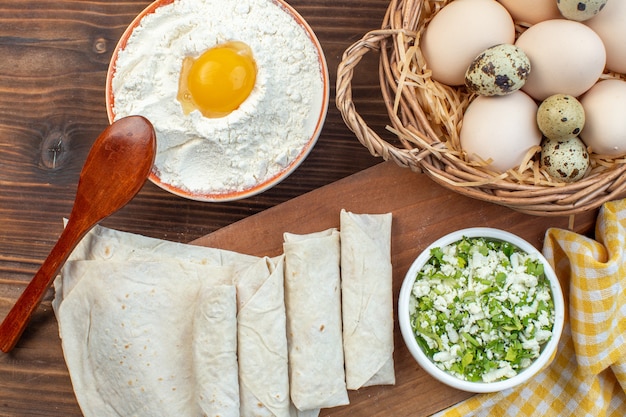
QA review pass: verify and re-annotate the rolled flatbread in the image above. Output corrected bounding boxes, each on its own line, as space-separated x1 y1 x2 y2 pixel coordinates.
56 260 238 417
236 256 291 417
53 225 292 417
340 210 395 389
193 284 239 417
53 224 258 314
63 222 259 264
283 229 349 411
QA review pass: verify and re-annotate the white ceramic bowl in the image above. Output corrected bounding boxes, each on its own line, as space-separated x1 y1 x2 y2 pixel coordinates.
398 227 564 393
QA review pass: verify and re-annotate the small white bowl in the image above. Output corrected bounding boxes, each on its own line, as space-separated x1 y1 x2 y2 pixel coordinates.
398 227 564 393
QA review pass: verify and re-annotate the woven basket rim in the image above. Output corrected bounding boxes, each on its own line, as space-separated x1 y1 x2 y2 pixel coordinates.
335 0 626 217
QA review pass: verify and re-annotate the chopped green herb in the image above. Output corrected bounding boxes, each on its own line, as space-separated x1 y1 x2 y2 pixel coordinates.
409 236 555 383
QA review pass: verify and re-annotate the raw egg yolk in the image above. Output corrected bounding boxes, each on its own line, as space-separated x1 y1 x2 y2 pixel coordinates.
177 41 256 118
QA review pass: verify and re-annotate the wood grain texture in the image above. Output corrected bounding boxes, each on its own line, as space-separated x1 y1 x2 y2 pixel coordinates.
0 0 599 416
0 1 389 415
0 115 156 352
195 161 596 417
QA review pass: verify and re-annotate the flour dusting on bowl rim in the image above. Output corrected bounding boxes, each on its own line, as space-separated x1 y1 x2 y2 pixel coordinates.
106 0 329 202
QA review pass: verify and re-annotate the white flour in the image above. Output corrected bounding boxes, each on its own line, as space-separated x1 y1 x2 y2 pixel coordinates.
111 0 326 198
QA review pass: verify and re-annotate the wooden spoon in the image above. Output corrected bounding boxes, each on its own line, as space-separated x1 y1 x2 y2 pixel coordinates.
0 115 156 353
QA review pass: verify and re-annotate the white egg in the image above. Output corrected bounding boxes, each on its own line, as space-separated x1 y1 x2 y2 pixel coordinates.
497 0 561 25
515 19 606 101
460 91 542 172
585 0 626 73
580 79 626 157
422 0 515 86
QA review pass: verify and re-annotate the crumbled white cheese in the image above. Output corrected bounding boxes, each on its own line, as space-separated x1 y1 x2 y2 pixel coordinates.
482 362 517 383
409 236 556 383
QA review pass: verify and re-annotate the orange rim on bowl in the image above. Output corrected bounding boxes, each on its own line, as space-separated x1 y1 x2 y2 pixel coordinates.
105 0 329 202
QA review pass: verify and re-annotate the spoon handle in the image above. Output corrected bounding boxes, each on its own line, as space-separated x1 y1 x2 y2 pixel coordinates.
0 115 155 353
0 218 88 352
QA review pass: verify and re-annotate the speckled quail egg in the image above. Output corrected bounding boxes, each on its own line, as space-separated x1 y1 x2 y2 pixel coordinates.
541 136 589 182
537 94 585 140
557 0 608 21
465 44 531 96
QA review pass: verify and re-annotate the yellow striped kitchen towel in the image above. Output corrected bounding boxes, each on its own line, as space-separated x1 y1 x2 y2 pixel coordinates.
434 198 626 417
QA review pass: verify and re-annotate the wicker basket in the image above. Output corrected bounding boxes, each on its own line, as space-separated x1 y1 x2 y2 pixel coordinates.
336 0 626 217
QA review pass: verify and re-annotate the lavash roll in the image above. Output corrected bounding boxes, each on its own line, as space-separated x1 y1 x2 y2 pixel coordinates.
194 284 240 417
283 228 349 412
56 260 239 417
340 209 395 389
54 225 292 417
236 255 291 417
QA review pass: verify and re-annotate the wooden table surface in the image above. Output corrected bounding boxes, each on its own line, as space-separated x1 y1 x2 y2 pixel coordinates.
0 1 600 416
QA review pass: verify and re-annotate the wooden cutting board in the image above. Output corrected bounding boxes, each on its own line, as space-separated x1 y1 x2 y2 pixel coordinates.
195 161 597 417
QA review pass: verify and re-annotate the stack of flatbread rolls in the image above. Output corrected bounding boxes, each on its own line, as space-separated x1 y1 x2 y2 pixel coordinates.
53 210 394 417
